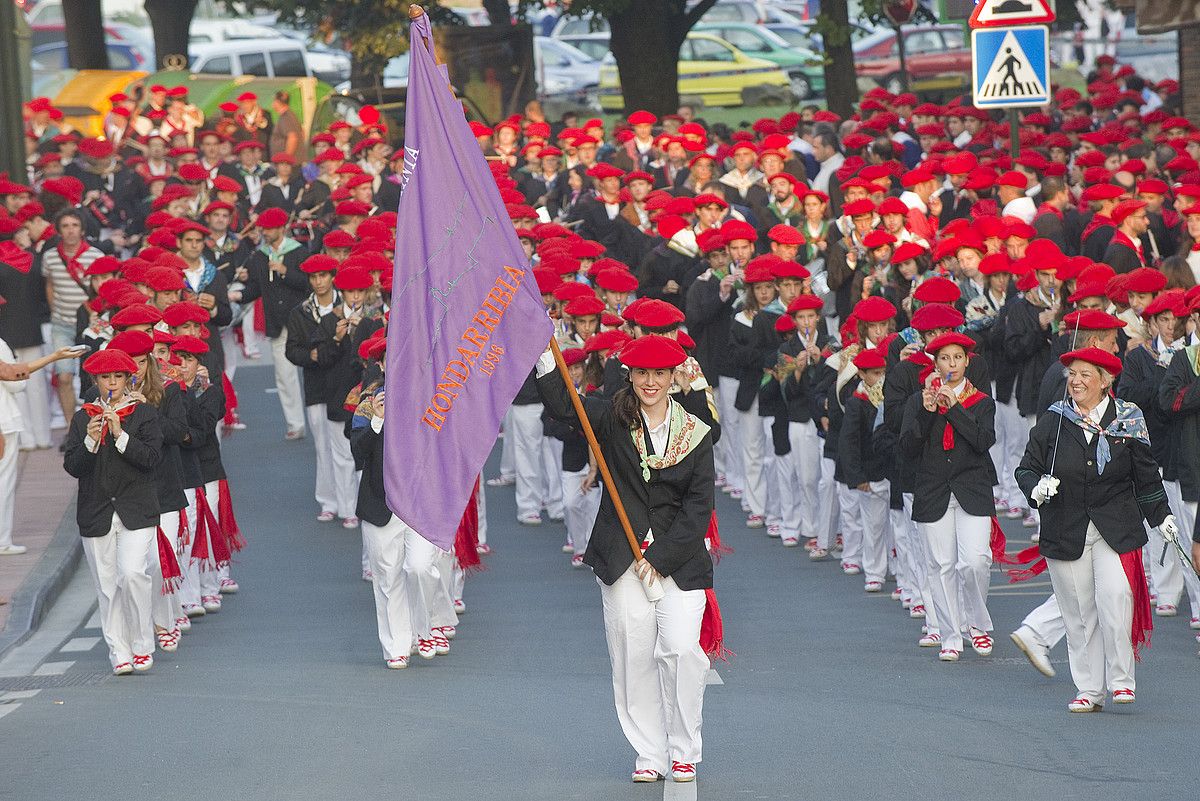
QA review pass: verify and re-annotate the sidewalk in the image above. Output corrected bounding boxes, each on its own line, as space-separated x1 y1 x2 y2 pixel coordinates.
0 446 78 656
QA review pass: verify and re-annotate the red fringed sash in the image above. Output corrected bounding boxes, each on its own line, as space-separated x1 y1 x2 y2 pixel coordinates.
221 372 240 427
191 487 229 569
217 479 246 552
80 402 137 443
156 526 183 595
705 510 732 564
454 478 483 573
700 588 731 661
1119 548 1153 661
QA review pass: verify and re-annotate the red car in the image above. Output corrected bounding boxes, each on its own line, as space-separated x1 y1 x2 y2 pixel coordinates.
853 24 973 97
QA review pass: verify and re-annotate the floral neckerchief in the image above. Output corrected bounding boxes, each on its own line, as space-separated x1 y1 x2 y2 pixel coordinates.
631 398 710 482
1047 396 1150 474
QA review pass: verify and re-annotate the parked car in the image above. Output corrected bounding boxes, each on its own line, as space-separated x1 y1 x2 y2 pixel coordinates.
694 22 824 98
552 1 799 38
535 36 600 108
189 38 312 79
31 41 147 72
765 20 874 53
599 32 793 111
29 20 154 63
188 20 282 43
852 24 972 97
555 32 612 63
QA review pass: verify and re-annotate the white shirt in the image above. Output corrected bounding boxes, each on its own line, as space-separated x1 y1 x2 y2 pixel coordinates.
645 411 669 457
1002 195 1037 224
812 152 844 194
0 338 26 434
1080 395 1110 444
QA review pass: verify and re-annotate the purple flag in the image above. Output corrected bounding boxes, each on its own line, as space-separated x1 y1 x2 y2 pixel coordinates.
383 13 552 549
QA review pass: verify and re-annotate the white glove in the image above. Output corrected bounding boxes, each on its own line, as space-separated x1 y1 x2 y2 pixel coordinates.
1160 514 1179 544
1031 475 1060 507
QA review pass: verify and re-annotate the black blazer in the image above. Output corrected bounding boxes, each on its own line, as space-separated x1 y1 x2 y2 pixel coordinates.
538 373 715 590
180 377 226 484
1016 400 1169 560
238 244 311 338
899 390 998 522
1158 347 1200 502
63 402 163 537
351 418 392 527
839 392 888 486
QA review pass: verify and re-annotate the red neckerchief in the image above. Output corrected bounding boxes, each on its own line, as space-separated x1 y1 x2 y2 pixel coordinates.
57 243 88 288
0 240 32 273
1035 202 1063 220
1162 208 1180 230
928 377 984 450
1191 242 1200 253
1081 213 1114 243
1110 229 1146 266
80 401 138 443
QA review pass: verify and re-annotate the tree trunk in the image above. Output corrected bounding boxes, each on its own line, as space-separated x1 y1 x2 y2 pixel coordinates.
608 6 681 116
482 0 511 26
62 0 109 70
145 0 199 71
820 0 859 120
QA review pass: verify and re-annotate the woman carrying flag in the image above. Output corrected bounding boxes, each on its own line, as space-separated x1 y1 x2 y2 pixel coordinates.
537 334 717 785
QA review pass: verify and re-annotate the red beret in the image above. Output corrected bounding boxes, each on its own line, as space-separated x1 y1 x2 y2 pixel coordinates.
1080 184 1123 202
584 329 631 355
335 200 372 217
107 330 154 358
211 176 244 194
913 276 961 304
1060 346 1122 377
322 230 356 249
83 349 137 375
853 296 897 322
862 230 896 250
300 255 339 274
696 228 726 254
627 110 657 126
1110 199 1147 225
997 170 1028 189
146 267 186 293
767 172 803 193
617 334 686 369
1061 309 1126 330
772 260 810 280
594 268 638 293
533 267 561 296
256 208 289 229
877 197 908 216
1124 267 1167 294
567 240 605 259
892 242 927 264
693 192 728 210
978 253 1013 275
842 199 875 217
1142 290 1187 319
162 301 209 327
926 331 975 355
111 304 163 329
632 299 685 329
84 256 122 276
561 347 587 367
786 294 823 314
720 220 757 244
334 266 373 291
853 347 887 370
624 170 654 185
767 224 803 246
901 168 936 188
774 315 796 334
170 334 210 355
176 163 208 183
553 282 596 303
586 163 624 180
911 303 964 331
564 295 606 318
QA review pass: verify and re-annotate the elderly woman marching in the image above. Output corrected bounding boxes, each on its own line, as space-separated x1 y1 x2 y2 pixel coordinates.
1017 347 1175 712
64 348 164 675
537 334 717 784
900 331 998 662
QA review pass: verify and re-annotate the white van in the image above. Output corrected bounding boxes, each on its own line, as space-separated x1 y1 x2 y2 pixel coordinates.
189 38 312 79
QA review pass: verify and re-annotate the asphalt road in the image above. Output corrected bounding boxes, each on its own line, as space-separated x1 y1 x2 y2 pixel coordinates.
2 361 1198 800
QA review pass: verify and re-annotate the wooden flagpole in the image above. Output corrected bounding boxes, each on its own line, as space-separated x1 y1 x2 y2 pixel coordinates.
548 337 648 566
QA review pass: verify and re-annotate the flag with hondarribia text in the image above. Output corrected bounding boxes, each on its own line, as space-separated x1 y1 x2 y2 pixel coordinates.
383 12 552 549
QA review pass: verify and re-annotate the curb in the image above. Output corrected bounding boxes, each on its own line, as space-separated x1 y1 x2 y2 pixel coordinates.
0 502 80 661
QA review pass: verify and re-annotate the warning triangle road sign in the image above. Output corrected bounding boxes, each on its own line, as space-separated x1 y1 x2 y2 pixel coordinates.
975 29 1047 102
969 0 1055 28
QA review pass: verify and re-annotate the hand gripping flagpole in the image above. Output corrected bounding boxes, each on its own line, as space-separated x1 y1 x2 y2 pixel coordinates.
1047 302 1080 477
548 337 664 601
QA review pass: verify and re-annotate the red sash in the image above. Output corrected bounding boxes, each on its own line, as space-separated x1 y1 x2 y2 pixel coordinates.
80 402 137 443
454 478 483 573
156 526 183 594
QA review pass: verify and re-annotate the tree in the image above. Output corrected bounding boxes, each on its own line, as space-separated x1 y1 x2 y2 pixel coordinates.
62 0 109 70
814 0 858 120
145 0 200 71
519 0 718 116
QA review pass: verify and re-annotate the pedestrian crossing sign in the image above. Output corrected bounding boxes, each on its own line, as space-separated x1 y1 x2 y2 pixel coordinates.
971 25 1050 108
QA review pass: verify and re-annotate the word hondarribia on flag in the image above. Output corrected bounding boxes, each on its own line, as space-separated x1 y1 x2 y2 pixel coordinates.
383 12 553 550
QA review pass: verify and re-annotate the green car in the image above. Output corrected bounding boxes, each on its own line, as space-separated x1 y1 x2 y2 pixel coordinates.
693 22 825 100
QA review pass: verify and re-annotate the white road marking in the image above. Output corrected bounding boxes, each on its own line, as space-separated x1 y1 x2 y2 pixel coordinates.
705 669 723 685
84 610 100 630
33 661 74 676
0 690 41 701
663 777 698 800
59 637 101 653
0 704 20 720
